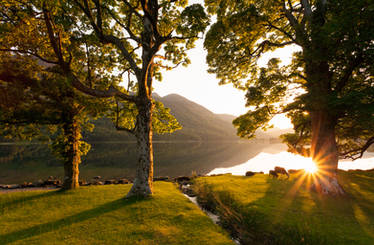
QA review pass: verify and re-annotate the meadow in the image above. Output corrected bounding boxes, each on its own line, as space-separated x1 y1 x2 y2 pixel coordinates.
193 171 374 245
0 182 233 245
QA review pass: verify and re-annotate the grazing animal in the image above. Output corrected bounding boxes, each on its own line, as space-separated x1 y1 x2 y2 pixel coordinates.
245 171 255 177
269 170 278 178
274 166 289 178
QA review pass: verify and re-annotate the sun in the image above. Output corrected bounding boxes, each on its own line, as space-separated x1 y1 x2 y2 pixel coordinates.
304 160 318 174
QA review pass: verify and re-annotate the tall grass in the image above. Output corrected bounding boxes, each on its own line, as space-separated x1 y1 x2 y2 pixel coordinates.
193 171 374 245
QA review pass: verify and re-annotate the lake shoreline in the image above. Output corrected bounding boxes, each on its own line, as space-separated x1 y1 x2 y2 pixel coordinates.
0 175 199 193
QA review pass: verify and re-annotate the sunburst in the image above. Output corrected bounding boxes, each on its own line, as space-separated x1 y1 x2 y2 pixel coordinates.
304 160 318 174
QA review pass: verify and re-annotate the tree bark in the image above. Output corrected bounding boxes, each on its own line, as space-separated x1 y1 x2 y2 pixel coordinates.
126 99 154 197
310 110 344 195
62 119 81 190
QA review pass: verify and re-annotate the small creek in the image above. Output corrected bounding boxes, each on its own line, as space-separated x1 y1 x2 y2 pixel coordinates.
181 184 240 245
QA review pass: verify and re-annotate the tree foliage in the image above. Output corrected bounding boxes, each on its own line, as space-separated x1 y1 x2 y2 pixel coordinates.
204 0 374 161
0 54 101 188
0 0 208 196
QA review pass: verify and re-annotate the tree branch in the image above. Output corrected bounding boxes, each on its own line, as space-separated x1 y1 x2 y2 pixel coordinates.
264 22 297 43
43 5 137 102
0 118 61 125
104 5 141 43
155 61 183 70
335 54 363 92
0 48 59 64
282 1 300 29
43 6 64 64
121 0 143 19
252 40 294 57
73 0 140 74
140 0 161 40
168 35 201 41
340 136 374 160
301 0 312 19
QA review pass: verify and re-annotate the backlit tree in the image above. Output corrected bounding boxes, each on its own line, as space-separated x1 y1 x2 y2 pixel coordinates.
204 0 374 195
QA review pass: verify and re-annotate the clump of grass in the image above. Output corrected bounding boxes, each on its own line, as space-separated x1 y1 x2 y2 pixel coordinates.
193 171 374 245
0 182 234 245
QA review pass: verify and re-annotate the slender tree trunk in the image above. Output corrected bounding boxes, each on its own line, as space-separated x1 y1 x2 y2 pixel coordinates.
127 99 154 197
126 3 158 197
62 119 81 190
310 110 344 195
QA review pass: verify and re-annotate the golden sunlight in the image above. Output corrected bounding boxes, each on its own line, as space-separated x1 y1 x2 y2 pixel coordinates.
269 114 293 129
208 151 320 175
303 160 318 174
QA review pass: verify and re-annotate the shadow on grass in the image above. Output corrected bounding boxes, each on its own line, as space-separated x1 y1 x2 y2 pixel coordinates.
0 195 144 244
0 189 64 211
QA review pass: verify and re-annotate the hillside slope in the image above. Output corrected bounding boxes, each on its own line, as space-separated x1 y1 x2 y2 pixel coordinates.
86 94 240 141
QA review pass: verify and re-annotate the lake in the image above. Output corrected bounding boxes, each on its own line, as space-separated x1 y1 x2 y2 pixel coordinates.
1 142 374 184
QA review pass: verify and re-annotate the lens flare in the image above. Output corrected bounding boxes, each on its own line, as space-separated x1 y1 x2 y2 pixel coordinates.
304 160 318 174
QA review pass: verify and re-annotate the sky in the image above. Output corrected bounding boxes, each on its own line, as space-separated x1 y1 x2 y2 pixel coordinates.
152 0 301 129
153 39 297 129
153 40 247 116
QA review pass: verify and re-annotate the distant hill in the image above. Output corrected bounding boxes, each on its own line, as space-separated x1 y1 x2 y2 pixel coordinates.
86 94 239 141
0 93 291 142
154 94 238 140
85 94 292 142
216 114 236 123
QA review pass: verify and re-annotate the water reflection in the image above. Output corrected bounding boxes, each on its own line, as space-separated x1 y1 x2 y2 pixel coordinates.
1 142 373 184
209 151 374 175
0 141 276 183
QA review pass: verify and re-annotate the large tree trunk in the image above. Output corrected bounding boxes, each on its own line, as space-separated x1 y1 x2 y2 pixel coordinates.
62 119 81 190
126 4 157 198
126 99 154 197
310 110 344 195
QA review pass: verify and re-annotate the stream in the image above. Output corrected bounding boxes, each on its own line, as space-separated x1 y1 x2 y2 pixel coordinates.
181 184 241 245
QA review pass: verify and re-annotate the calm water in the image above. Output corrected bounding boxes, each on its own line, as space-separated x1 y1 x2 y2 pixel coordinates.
209 150 374 175
0 141 276 183
1 142 373 184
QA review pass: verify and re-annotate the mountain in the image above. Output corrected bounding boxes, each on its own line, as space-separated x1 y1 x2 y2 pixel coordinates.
155 94 239 140
82 93 292 142
216 114 236 124
86 94 239 141
1 93 292 142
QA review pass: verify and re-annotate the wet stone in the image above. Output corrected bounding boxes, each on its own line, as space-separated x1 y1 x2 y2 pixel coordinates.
118 179 130 184
104 179 116 185
153 176 170 181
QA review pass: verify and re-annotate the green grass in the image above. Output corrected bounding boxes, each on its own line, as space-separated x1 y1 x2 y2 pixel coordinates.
193 171 374 245
0 182 234 245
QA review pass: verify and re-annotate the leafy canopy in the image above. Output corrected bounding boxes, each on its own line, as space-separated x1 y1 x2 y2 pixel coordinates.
204 0 374 159
0 0 205 138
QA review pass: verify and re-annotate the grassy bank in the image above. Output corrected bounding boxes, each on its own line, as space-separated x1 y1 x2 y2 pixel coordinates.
0 182 234 245
193 171 374 245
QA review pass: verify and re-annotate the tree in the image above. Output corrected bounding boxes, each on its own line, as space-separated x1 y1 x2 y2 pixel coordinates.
204 0 374 195
0 56 96 189
0 0 208 197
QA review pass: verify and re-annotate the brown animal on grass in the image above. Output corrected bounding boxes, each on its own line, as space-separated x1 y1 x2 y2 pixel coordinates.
245 171 255 177
269 170 278 178
274 166 289 178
